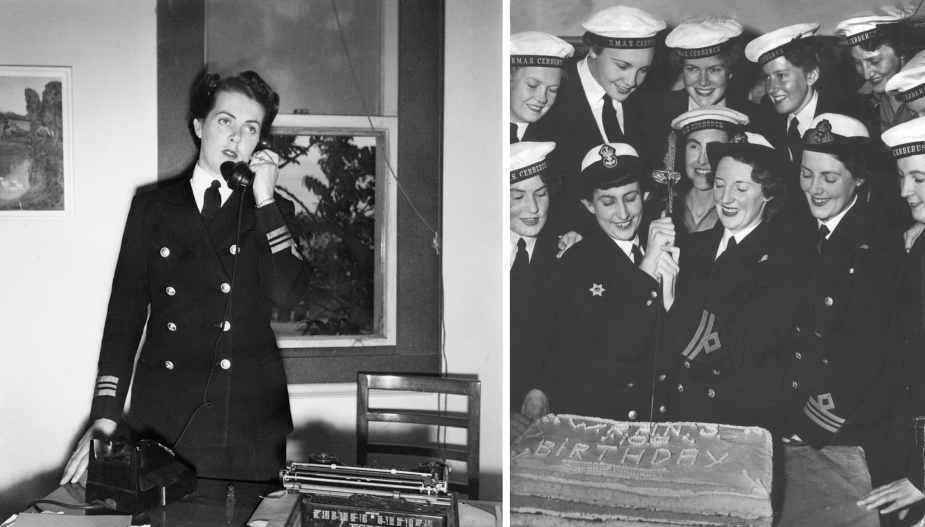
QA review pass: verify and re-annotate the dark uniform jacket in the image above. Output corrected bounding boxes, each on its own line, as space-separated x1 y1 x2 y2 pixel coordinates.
528 57 661 237
783 200 905 488
898 234 925 494
510 230 559 412
538 224 670 422
89 177 309 450
662 220 800 435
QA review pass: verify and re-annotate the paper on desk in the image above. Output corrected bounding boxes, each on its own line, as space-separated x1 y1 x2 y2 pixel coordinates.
458 503 496 527
247 491 301 527
10 513 131 527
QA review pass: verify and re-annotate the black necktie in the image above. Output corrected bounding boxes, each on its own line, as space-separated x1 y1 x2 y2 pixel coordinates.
788 117 801 139
602 94 624 142
816 224 830 255
510 122 519 143
631 244 643 265
512 237 529 276
717 236 737 262
202 180 221 222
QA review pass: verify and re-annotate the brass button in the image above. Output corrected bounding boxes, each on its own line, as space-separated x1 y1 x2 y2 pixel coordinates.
167 322 177 331
166 287 176 296
796 326 801 332
822 359 829 366
795 352 802 360
684 361 690 368
160 247 170 258
712 369 720 375
165 361 174 370
814 331 822 338
792 381 798 389
222 321 231 332
659 374 666 381
824 297 833 307
659 405 667 414
628 411 637 420
707 389 715 398
677 384 684 392
650 291 657 298
646 300 653 307
220 283 231 293
627 383 634 388
229 244 239 255
220 359 231 370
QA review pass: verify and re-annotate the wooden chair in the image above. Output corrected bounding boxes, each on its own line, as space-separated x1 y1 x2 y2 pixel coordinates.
356 373 481 499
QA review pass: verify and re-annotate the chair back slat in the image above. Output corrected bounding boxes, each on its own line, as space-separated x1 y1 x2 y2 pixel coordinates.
356 373 481 500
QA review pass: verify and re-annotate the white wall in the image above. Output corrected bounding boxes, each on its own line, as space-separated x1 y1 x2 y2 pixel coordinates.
0 0 504 514
512 0 883 36
0 0 159 514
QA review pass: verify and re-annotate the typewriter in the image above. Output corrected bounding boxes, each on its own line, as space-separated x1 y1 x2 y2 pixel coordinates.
280 457 459 527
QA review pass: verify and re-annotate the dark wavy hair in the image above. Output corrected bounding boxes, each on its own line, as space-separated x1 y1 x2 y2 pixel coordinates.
725 155 787 221
189 71 280 134
855 23 906 56
778 37 837 93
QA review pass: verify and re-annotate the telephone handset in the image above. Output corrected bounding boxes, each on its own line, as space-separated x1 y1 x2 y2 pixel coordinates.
219 139 272 189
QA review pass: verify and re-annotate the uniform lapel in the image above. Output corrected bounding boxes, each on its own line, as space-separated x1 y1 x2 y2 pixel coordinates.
155 176 228 276
207 188 256 266
706 222 771 306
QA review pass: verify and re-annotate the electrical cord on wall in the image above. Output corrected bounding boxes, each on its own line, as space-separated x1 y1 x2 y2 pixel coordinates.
329 1 452 456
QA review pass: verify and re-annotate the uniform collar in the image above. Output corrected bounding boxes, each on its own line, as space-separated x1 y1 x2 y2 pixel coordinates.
510 231 538 268
191 162 233 211
717 221 761 259
578 55 611 110
610 234 641 261
817 194 857 237
788 90 818 136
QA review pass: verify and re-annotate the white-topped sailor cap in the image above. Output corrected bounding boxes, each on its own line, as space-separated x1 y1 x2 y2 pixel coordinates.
834 2 920 47
744 23 820 65
801 113 871 156
886 50 925 101
579 143 641 192
510 141 556 184
511 32 575 69
671 105 750 136
882 117 925 159
665 16 744 58
581 5 667 49
707 132 790 175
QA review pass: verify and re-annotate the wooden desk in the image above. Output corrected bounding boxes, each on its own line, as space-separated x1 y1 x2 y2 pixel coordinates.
27 478 273 527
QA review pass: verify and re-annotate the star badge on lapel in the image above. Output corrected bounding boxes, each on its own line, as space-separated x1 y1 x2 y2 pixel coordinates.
589 283 605 296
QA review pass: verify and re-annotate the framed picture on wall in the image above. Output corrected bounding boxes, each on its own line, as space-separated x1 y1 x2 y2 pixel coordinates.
0 65 73 217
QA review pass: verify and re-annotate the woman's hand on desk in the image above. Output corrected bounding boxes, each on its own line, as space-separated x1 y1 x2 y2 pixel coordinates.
858 477 925 520
60 418 117 485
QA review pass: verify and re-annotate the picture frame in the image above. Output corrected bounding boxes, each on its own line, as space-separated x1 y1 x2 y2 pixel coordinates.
0 65 73 217
269 114 398 349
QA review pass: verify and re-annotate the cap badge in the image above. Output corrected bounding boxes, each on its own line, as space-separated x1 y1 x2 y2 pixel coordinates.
599 144 618 168
730 132 749 144
807 119 834 145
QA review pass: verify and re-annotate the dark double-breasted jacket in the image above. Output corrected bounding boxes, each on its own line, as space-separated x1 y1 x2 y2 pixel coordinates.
782 201 905 487
510 230 559 412
662 221 801 435
89 176 309 449
898 234 925 492
538 224 670 422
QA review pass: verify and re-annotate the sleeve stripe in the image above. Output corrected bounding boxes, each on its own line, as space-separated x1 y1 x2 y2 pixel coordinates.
267 226 289 241
271 238 296 254
682 310 710 359
96 375 119 384
803 395 845 433
94 388 117 397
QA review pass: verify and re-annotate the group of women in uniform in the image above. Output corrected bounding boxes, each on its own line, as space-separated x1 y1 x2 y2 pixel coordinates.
510 3 925 525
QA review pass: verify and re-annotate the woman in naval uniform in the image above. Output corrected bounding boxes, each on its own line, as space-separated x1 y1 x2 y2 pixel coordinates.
661 132 799 436
534 142 679 423
509 32 573 144
857 117 925 525
61 71 309 483
835 4 921 141
782 113 906 493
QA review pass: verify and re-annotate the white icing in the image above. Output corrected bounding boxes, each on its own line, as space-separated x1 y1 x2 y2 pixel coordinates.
555 438 570 457
569 442 590 460
651 448 672 465
706 450 728 468
621 448 646 465
677 448 699 466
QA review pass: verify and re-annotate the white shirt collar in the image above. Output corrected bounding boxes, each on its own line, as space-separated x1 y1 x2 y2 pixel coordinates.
818 194 857 237
610 235 642 263
510 231 538 269
515 122 529 141
578 55 623 141
788 90 818 136
191 162 233 212
716 221 761 260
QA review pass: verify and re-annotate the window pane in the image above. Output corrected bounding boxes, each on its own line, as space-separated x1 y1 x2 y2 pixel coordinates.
205 0 382 116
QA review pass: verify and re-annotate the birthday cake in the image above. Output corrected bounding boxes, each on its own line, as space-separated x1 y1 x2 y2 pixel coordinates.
511 414 773 526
